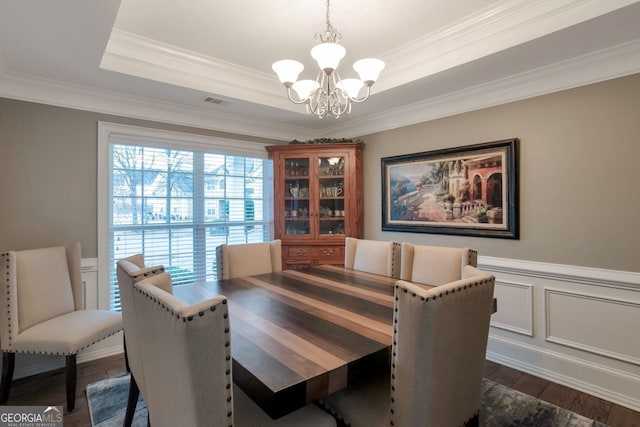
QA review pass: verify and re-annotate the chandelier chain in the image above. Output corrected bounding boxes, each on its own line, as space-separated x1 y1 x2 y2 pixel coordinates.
326 0 330 28
317 0 341 43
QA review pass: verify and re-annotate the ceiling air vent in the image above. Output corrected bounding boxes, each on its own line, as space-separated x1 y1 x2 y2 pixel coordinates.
202 96 229 106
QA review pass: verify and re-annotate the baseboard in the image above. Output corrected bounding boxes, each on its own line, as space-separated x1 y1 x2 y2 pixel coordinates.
488 324 640 412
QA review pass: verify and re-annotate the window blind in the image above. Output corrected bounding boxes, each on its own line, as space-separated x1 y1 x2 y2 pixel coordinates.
108 141 271 311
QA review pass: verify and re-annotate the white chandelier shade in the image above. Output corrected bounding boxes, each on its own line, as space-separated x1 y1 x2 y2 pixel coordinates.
336 78 364 99
353 58 386 84
272 0 385 119
292 79 320 99
310 42 346 72
272 60 304 85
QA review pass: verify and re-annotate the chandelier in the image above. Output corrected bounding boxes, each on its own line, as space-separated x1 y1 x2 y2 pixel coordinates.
272 0 385 119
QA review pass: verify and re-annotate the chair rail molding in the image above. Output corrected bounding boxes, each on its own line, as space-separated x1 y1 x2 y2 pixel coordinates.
479 255 640 290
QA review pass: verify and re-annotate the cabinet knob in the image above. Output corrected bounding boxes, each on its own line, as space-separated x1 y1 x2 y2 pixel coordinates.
297 249 306 256
322 249 334 256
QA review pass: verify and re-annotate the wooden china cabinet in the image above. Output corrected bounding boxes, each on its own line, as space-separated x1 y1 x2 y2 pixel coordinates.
266 143 363 270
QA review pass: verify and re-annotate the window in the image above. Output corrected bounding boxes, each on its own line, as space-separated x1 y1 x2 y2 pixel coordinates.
98 123 273 311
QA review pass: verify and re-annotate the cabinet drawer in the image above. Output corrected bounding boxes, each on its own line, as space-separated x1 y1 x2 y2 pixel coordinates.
287 246 344 260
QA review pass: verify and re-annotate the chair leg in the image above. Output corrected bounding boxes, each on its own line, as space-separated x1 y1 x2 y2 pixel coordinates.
124 374 140 427
124 333 130 373
0 352 15 403
65 355 77 412
466 412 479 427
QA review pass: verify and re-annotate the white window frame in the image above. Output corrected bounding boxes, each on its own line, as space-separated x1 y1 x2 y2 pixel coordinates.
97 121 273 310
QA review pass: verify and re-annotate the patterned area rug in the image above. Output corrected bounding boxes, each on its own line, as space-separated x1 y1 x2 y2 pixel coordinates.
480 380 607 427
86 375 147 427
86 375 608 426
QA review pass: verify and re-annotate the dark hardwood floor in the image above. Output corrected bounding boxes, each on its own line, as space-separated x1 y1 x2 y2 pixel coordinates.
483 360 640 426
2 354 639 426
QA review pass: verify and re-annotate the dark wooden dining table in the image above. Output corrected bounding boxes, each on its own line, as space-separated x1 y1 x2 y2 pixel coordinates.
172 264 403 419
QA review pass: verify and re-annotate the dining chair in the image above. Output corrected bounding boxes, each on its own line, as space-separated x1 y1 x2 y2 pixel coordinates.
320 265 495 427
344 237 401 278
215 239 282 279
0 243 123 411
116 254 165 427
400 242 478 285
133 272 336 427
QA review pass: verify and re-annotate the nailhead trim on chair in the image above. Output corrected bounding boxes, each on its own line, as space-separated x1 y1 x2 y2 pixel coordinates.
468 249 478 267
2 252 13 348
391 242 401 278
2 252 14 348
220 249 225 279
6 327 123 356
3 252 123 355
215 245 226 280
131 266 165 280
389 277 493 426
134 284 234 424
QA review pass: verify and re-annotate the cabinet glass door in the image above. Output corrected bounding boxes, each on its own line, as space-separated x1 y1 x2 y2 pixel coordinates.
317 156 345 236
284 157 310 236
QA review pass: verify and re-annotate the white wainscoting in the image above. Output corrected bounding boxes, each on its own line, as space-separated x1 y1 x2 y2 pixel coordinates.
545 289 640 366
481 256 640 412
491 280 533 336
12 258 124 380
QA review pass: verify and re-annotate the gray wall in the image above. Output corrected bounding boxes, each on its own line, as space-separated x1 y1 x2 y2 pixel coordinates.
362 73 640 272
0 98 283 257
2 73 639 270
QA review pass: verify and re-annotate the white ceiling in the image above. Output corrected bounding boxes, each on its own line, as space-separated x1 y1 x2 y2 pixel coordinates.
1 0 640 140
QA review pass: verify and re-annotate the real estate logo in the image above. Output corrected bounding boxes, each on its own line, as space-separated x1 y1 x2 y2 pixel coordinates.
0 406 63 427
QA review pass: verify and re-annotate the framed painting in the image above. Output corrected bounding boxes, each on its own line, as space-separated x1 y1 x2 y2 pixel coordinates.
382 138 519 239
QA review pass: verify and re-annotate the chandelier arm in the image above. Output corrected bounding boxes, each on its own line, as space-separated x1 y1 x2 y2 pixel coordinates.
332 71 351 117
348 85 372 103
285 87 310 104
333 92 349 117
309 90 327 118
307 85 326 117
306 70 328 117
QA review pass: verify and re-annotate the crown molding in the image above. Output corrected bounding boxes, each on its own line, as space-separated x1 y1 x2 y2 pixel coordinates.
100 29 301 114
1 38 639 142
100 1 640 105
0 71 315 141
324 39 640 138
377 0 640 92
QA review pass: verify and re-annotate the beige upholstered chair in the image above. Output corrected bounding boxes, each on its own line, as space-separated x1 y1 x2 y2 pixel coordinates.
321 266 495 426
0 243 123 411
344 237 401 278
216 239 282 279
116 254 165 427
133 273 336 427
400 243 478 285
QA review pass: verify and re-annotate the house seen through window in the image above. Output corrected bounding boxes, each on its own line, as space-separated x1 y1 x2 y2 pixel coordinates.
106 137 271 311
